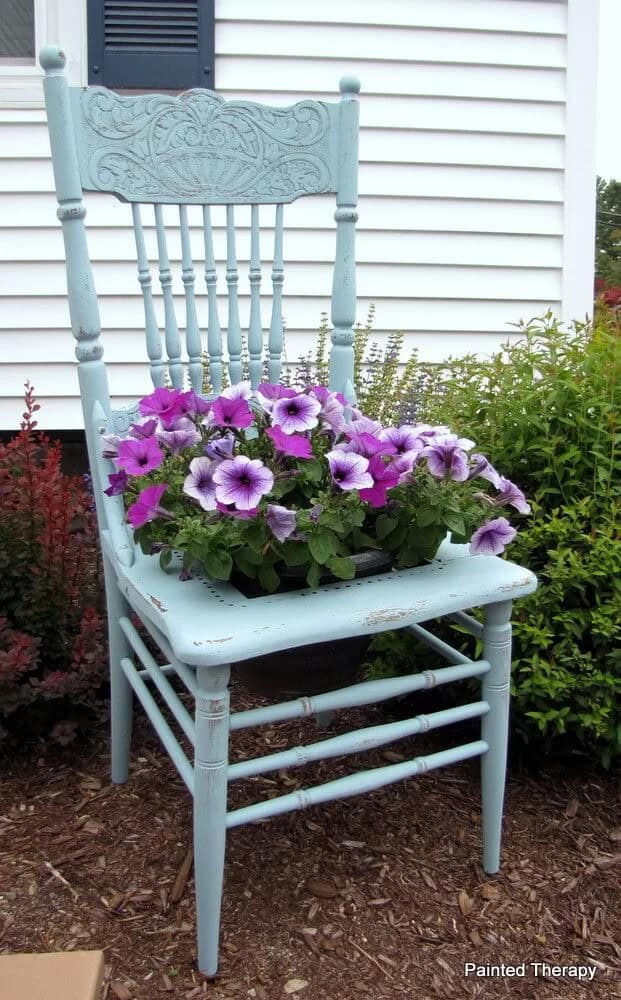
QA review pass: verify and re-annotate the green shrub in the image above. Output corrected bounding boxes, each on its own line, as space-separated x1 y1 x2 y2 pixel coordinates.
365 312 621 766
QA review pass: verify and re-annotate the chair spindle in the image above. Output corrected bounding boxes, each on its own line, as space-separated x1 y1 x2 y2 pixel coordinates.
269 204 284 384
248 204 263 389
154 204 184 389
225 205 242 384
179 205 203 393
202 205 223 396
131 204 165 388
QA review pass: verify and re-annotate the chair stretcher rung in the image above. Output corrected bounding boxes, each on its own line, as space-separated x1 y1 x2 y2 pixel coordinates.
226 740 488 828
446 611 484 638
120 656 194 794
407 623 472 664
136 614 197 697
228 701 489 781
119 617 195 746
229 659 489 731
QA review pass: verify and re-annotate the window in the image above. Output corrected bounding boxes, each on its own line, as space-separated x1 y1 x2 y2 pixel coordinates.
0 0 35 62
87 0 215 90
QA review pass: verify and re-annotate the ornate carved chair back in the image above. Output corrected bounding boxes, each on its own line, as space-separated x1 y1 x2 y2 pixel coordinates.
41 46 360 428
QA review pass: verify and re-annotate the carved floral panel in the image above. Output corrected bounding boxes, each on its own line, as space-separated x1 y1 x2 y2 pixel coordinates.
71 87 339 204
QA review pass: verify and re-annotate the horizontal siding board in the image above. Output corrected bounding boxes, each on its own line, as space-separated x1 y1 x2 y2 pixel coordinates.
0 161 566 202
215 58 566 101
1 228 563 268
0 261 562 300
217 1 567 35
0 297 561 333
216 23 567 67
0 194 565 234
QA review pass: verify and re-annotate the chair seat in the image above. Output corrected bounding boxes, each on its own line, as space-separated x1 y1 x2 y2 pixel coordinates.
103 531 536 668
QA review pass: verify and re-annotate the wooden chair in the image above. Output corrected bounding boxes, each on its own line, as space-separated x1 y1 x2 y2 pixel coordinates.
40 46 537 976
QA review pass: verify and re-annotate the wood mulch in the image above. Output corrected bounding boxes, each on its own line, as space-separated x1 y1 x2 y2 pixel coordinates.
0 681 619 1000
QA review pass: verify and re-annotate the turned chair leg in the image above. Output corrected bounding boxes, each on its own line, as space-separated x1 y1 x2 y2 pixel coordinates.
104 554 134 785
194 664 231 976
480 600 512 874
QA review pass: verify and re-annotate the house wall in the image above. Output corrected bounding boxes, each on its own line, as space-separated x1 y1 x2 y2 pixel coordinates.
0 0 597 429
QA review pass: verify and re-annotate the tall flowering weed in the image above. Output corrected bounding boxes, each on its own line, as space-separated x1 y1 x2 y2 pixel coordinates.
0 384 105 742
104 380 529 594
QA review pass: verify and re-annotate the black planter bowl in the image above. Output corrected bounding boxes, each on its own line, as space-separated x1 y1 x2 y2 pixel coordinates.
233 549 393 698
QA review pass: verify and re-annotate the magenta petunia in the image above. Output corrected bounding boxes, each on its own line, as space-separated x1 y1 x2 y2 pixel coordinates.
266 425 313 459
117 435 164 476
211 395 254 430
128 418 158 440
139 387 184 428
104 469 129 497
127 484 171 529
213 455 274 510
358 455 400 508
183 457 218 511
326 450 374 491
271 393 322 434
266 504 297 542
341 430 397 459
470 517 517 556
177 390 212 417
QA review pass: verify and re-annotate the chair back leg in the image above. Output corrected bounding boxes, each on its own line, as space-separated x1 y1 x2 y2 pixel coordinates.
194 664 231 976
104 553 134 784
480 600 513 874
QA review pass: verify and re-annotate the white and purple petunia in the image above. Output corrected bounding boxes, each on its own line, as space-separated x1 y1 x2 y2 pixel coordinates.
221 380 253 401
271 392 322 434
379 425 424 455
470 516 517 556
183 457 218 511
213 455 274 510
326 450 374 491
308 385 346 435
257 382 297 414
205 433 236 460
495 477 531 514
468 453 502 489
422 435 473 482
266 504 297 543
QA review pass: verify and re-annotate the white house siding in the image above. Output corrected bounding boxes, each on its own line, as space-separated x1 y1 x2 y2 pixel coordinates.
0 0 597 429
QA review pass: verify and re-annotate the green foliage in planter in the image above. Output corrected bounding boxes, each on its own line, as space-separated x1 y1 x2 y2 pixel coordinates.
364 313 621 766
0 384 106 745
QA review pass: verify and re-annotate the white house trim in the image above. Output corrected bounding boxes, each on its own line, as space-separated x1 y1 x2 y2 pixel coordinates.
561 0 599 323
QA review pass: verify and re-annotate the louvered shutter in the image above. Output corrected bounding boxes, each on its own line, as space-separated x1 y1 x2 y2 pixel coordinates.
87 0 214 89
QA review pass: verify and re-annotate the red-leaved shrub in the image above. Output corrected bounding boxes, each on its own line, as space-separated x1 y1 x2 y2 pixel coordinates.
0 383 106 743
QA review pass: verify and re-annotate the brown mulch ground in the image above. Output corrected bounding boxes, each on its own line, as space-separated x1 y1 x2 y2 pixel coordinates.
0 683 619 1000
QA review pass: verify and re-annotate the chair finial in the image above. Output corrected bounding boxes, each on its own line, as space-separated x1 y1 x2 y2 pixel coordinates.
39 46 66 72
339 75 361 97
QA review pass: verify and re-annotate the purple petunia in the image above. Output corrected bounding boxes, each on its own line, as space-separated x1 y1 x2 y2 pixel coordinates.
468 453 502 489
210 395 254 430
422 436 472 482
157 418 201 454
117 436 164 476
470 517 517 556
104 469 129 497
183 457 218 511
390 451 419 484
379 425 424 455
271 393 322 434
266 504 297 542
358 455 400 508
495 477 531 514
205 433 236 460
341 430 397 459
216 502 259 519
127 484 171 529
266 425 313 459
177 389 212 418
213 455 274 510
326 450 374 491
308 386 346 434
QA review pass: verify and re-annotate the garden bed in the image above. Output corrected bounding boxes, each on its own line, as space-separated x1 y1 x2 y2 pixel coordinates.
0 679 618 1000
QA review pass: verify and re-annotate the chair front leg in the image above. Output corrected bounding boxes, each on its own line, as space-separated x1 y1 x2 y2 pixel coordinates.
104 553 134 784
480 599 512 874
194 664 231 977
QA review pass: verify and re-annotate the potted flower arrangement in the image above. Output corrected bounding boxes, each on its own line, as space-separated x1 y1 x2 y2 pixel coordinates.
101 381 529 692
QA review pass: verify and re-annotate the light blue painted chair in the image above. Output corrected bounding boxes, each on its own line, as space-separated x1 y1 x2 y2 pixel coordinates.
40 46 537 976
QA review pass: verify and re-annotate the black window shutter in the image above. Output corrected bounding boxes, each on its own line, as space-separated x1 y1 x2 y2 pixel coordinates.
87 0 214 90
